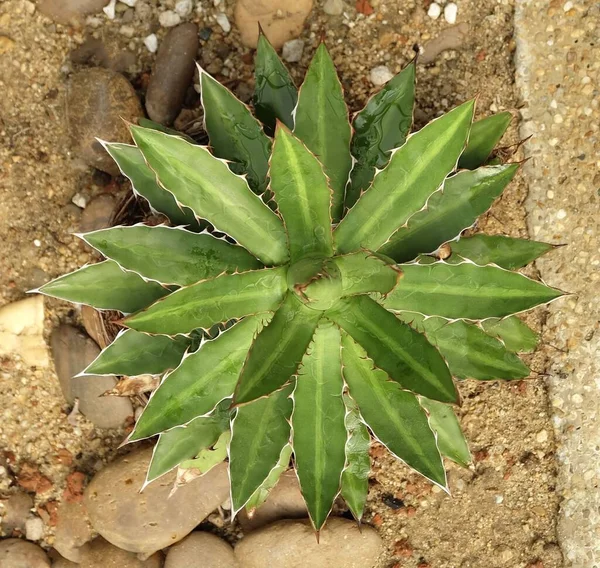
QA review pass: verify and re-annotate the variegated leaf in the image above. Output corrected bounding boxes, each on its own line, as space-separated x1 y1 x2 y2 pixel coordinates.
481 316 539 353
332 251 400 297
459 112 512 170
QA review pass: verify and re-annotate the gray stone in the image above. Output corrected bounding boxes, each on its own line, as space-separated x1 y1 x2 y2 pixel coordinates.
79 538 161 568
419 23 469 65
50 324 133 428
38 0 109 24
164 532 237 568
84 448 230 556
0 492 33 532
282 39 304 63
234 0 313 49
239 470 307 532
67 68 142 175
323 0 343 16
146 23 198 126
0 539 51 568
234 518 383 568
78 194 116 233
54 501 95 563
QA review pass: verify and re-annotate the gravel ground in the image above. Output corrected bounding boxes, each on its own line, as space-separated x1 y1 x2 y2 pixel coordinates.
0 0 571 566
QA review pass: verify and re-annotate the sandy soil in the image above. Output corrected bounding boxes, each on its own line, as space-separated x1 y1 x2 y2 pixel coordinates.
0 1 563 566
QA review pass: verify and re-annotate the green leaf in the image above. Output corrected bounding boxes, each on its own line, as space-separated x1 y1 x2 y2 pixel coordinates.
448 234 555 270
129 315 270 441
383 261 563 319
130 125 288 266
38 260 168 313
345 61 415 209
340 394 370 522
459 112 512 170
292 322 346 530
83 329 191 377
180 430 231 474
230 383 294 514
327 296 457 403
270 126 334 262
124 267 286 335
254 33 297 133
146 406 229 485
294 43 352 222
380 165 519 263
419 398 471 467
335 100 475 254
234 294 322 405
102 143 199 229
245 444 293 514
481 316 539 353
341 333 446 488
332 251 400 297
399 313 529 380
200 70 271 194
138 117 195 142
83 225 262 286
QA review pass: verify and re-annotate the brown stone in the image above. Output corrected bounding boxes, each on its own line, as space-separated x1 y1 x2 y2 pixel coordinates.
164 532 237 568
53 501 94 563
79 537 162 568
0 539 50 568
38 0 109 24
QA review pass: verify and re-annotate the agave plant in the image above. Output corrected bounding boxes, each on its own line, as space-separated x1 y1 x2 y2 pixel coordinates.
39 36 563 531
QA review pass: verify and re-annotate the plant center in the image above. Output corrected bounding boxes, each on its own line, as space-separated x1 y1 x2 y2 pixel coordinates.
287 256 343 311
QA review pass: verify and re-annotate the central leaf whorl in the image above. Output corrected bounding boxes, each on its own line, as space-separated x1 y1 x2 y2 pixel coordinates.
287 255 343 311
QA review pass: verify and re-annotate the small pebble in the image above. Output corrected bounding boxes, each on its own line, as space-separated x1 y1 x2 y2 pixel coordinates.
428 2 441 19
444 2 458 24
144 33 158 53
71 192 88 209
369 65 393 86
215 12 231 33
282 39 304 63
159 10 182 27
118 0 137 6
25 517 45 541
323 0 344 16
103 0 116 19
175 0 193 17
199 27 212 40
536 430 549 443
563 0 573 11
556 209 567 219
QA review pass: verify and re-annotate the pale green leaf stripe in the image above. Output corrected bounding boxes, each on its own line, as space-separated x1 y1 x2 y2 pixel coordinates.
380 165 519 263
201 71 271 194
481 316 539 353
458 112 512 170
327 296 457 403
254 33 297 133
84 329 190 377
130 315 270 442
341 394 370 522
130 125 288 266
383 261 563 319
83 225 262 286
399 313 529 380
333 251 399 297
180 430 230 474
341 334 446 488
346 61 415 208
245 444 293 514
234 293 322 405
294 44 352 223
146 406 229 484
270 126 334 262
448 234 554 270
38 260 168 314
419 398 471 467
293 323 346 530
124 267 287 335
103 143 199 229
334 100 475 254
230 383 294 514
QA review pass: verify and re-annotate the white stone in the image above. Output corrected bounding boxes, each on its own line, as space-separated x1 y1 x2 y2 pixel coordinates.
103 0 117 19
536 430 549 443
369 65 393 86
444 2 458 24
282 39 305 63
159 10 182 27
71 192 88 208
427 2 441 19
25 517 44 541
144 33 158 53
0 296 48 368
557 209 567 220
118 0 137 6
215 12 231 33
175 0 193 17
323 0 344 16
563 1 573 11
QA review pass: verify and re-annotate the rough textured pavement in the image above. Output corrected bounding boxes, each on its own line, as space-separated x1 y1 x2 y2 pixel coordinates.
515 1 600 566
